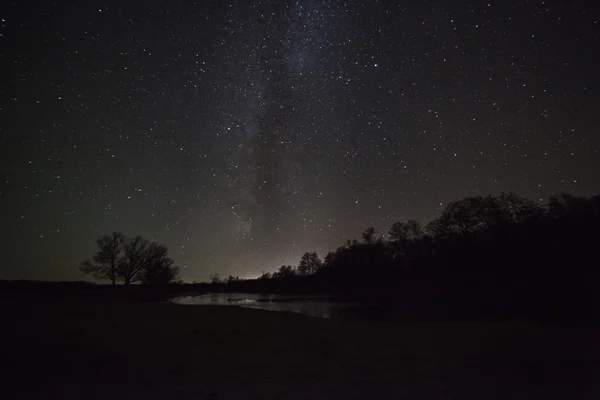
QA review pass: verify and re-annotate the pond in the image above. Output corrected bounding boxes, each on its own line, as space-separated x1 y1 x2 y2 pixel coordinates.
171 293 357 319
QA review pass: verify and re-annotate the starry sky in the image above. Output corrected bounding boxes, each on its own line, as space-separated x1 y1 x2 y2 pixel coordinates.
2 0 599 282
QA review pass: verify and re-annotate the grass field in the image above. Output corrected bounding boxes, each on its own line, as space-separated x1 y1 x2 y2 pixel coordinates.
3 291 599 399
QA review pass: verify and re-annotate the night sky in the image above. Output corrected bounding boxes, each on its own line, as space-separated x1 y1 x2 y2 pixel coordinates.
2 1 599 281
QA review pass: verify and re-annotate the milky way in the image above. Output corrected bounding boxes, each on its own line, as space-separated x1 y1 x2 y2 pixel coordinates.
2 0 599 281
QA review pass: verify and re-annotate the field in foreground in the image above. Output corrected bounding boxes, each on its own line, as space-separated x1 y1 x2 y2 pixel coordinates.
3 292 600 399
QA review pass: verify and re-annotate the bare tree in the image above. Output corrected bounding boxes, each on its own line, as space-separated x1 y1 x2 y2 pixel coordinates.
80 233 179 285
138 242 179 285
120 236 150 285
209 273 222 284
79 232 125 284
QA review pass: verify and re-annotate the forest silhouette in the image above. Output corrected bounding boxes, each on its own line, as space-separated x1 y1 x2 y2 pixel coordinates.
207 191 600 319
78 191 600 319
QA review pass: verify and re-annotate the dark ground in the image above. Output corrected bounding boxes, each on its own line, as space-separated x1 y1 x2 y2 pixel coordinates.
2 289 600 399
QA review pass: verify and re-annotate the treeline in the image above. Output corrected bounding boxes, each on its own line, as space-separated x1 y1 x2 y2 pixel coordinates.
79 233 180 285
79 192 600 316
212 192 600 317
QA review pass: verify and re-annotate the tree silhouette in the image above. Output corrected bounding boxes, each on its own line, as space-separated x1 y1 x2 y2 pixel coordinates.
297 251 322 275
258 271 272 280
547 192 593 219
361 226 377 244
120 236 150 285
425 218 445 237
437 197 492 235
137 242 179 285
209 273 222 284
273 265 296 279
79 233 178 285
79 232 125 284
226 275 242 283
388 222 410 241
406 220 423 239
344 238 360 248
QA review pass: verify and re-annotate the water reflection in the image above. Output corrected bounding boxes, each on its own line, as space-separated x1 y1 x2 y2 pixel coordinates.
171 293 353 319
